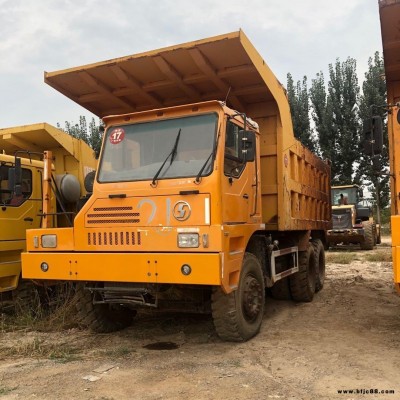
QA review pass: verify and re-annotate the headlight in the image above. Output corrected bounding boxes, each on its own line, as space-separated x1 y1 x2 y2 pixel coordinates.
178 233 199 248
41 234 57 248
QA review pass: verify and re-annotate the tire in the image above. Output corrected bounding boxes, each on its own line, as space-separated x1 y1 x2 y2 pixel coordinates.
289 244 316 302
360 221 374 250
75 283 134 333
312 239 325 292
372 222 377 245
13 279 42 316
376 225 381 245
211 253 265 342
270 277 292 300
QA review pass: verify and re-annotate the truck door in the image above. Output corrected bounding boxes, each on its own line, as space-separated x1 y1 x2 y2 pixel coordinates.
222 120 256 224
0 165 42 243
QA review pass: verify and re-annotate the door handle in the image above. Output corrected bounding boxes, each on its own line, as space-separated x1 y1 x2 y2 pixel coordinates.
24 217 34 222
243 194 249 199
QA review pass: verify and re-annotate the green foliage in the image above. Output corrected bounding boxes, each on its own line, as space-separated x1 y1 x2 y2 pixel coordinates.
310 58 360 184
287 73 316 152
57 116 103 158
357 52 390 209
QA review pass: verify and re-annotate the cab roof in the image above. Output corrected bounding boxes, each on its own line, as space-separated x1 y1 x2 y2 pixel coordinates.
44 31 281 118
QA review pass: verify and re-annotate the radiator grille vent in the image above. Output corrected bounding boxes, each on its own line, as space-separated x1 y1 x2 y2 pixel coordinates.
93 207 133 211
87 219 140 224
87 231 141 247
87 207 140 225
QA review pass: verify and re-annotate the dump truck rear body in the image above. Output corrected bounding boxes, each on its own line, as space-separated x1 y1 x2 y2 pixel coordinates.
379 0 400 292
22 31 330 340
0 123 96 295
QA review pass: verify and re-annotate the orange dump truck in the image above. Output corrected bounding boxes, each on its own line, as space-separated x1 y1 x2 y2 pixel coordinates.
22 31 331 341
379 0 400 293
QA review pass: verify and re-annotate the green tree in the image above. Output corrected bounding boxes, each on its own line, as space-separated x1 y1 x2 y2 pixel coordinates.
287 73 316 152
58 116 103 158
310 71 334 162
328 58 360 184
357 52 390 209
310 58 360 184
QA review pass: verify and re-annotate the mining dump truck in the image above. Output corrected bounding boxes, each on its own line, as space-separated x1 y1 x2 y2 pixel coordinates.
377 0 400 293
22 31 331 341
327 184 380 250
0 123 96 306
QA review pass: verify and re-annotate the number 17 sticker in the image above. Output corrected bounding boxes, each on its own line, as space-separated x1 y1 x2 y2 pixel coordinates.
109 128 125 144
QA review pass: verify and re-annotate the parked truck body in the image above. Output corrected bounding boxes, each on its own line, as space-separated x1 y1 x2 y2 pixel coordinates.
327 184 380 250
22 31 331 341
0 123 96 302
379 0 400 293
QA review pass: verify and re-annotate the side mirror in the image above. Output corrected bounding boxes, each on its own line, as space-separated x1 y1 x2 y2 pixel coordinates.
363 116 383 156
8 157 22 196
397 109 400 125
239 130 255 162
358 189 363 198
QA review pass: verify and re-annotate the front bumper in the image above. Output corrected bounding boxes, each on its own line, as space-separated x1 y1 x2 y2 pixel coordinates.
327 228 365 244
22 252 221 286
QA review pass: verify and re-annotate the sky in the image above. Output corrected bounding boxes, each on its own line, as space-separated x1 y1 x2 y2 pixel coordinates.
0 0 383 129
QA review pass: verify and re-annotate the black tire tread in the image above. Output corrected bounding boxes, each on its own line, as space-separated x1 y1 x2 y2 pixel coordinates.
270 277 292 300
211 253 264 342
360 221 374 250
289 244 316 302
75 283 133 333
312 239 325 292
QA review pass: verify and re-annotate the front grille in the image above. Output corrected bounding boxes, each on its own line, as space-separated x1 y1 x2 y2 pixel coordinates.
87 207 141 225
332 211 352 229
87 231 141 247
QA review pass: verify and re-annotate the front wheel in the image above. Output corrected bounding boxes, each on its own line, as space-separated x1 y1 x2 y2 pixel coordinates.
360 221 374 250
211 253 265 342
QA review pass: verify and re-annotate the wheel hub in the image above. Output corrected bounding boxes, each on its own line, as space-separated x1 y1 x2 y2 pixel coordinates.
242 275 262 321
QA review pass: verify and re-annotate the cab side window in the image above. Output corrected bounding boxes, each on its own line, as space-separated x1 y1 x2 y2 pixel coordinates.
224 121 245 177
0 165 32 206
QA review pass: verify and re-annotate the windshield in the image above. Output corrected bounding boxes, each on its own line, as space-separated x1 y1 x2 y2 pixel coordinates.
331 188 358 205
98 113 217 183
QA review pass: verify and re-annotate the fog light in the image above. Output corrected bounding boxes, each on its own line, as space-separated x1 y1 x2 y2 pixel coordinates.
181 264 192 276
41 262 49 272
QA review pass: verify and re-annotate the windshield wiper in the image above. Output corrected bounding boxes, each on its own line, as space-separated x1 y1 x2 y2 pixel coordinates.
151 128 181 186
195 150 214 183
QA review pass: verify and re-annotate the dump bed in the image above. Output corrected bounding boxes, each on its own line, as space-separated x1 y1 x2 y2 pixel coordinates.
0 123 97 194
43 31 330 231
379 0 400 89
379 0 400 216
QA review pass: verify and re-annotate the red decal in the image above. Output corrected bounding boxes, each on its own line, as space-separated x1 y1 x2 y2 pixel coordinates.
109 128 125 144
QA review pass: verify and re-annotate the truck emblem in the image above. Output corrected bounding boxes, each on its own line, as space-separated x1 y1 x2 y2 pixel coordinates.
173 201 191 221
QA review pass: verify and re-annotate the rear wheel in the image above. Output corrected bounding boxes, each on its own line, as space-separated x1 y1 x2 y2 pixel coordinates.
289 244 316 302
312 239 325 292
75 283 134 333
270 277 292 300
211 253 265 342
360 221 374 250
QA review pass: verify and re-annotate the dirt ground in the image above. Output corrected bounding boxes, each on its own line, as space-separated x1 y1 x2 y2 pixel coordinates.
1 238 400 400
